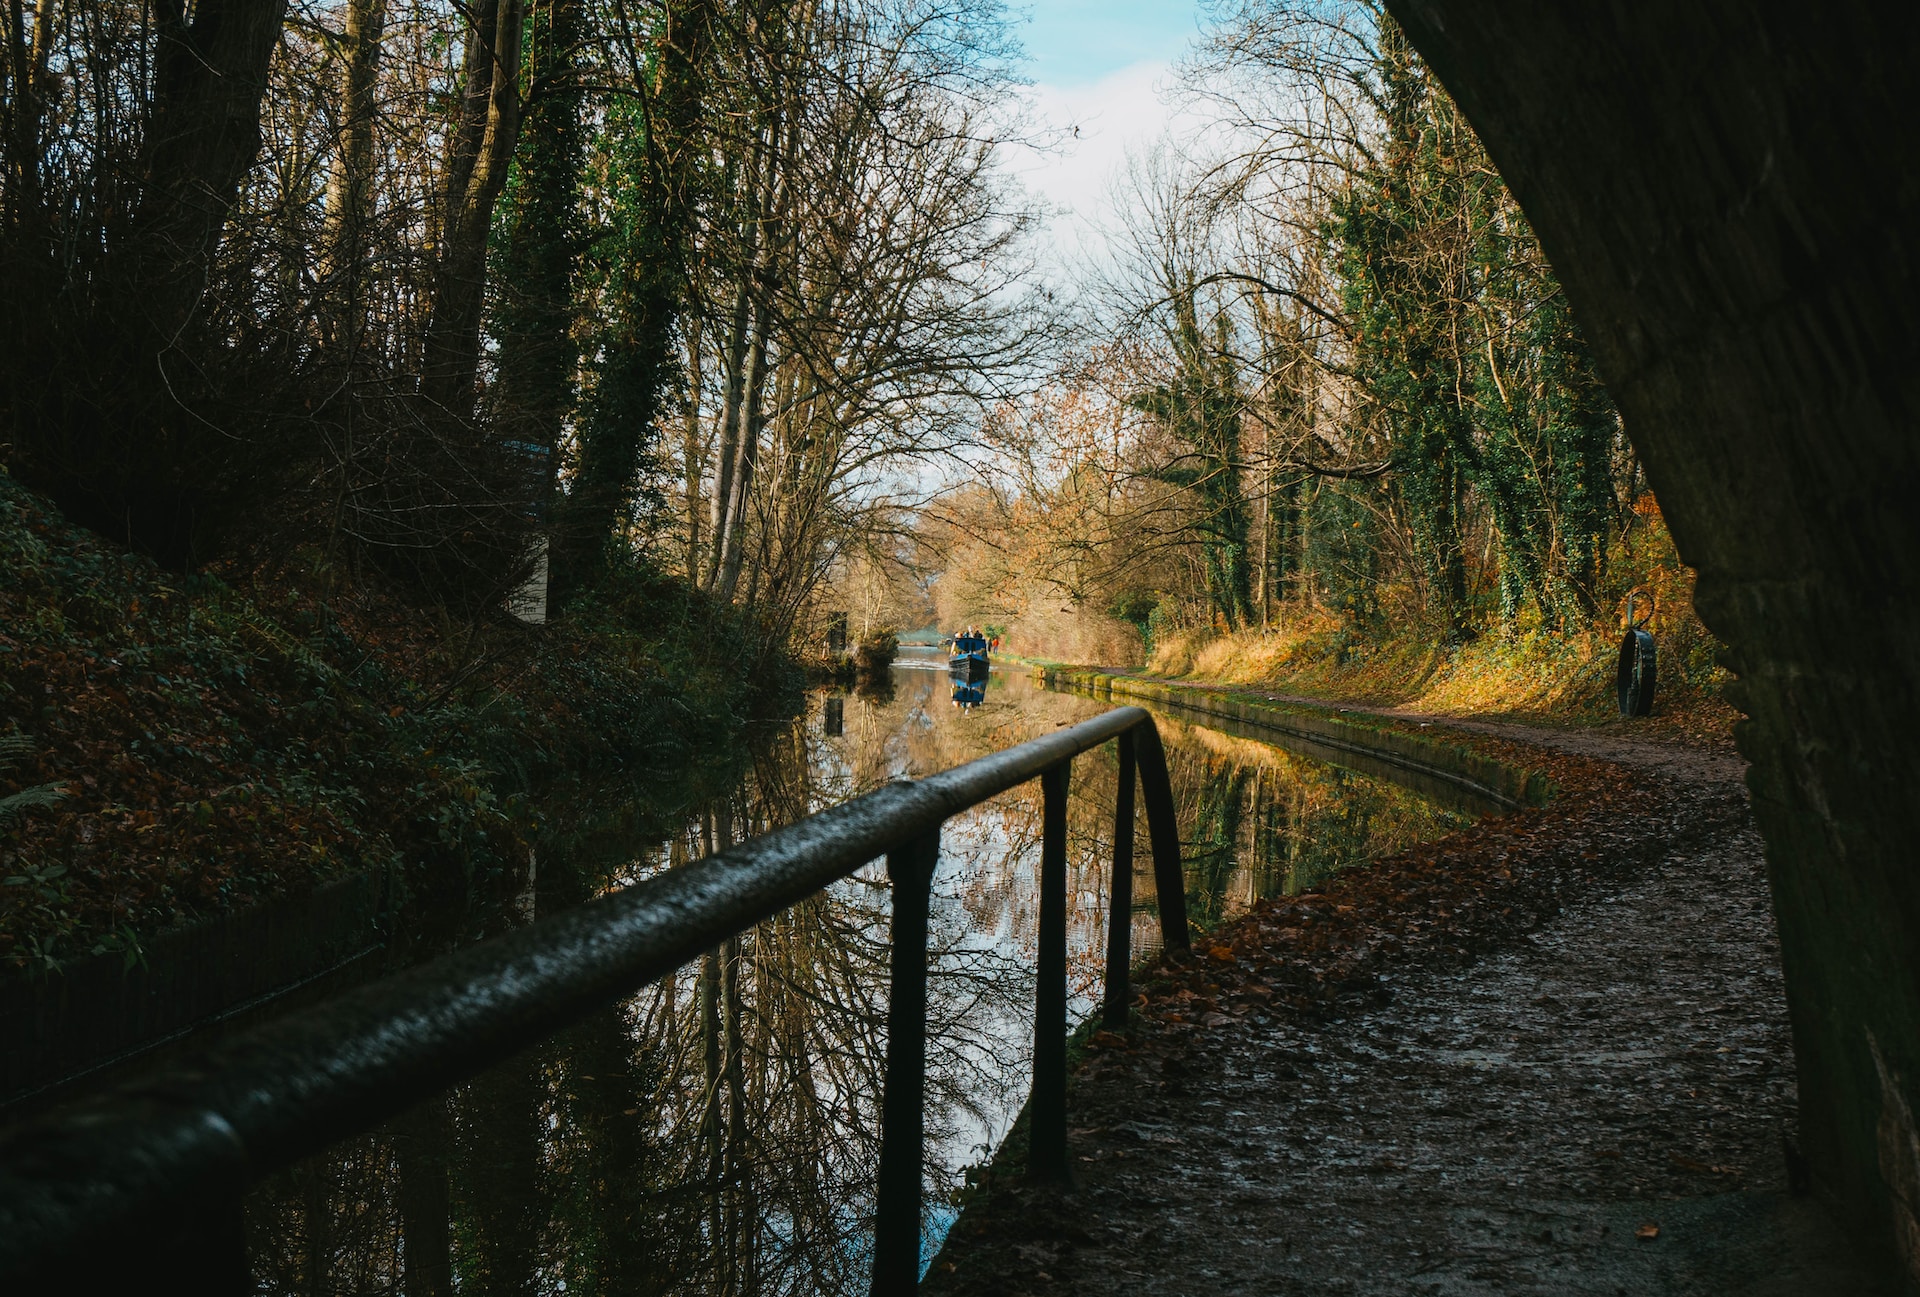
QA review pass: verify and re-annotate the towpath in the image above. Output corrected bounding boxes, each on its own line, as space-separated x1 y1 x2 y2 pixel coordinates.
925 682 1884 1295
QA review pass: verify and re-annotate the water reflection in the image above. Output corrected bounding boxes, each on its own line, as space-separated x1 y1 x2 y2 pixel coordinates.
243 662 1471 1294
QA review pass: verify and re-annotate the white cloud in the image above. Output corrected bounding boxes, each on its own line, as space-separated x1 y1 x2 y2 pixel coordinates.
1011 61 1209 274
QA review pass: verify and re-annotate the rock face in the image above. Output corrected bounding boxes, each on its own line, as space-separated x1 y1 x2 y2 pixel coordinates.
1385 1 1920 1281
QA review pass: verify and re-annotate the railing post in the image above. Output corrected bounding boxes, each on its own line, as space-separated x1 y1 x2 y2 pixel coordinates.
871 828 940 1296
1102 729 1136 1029
1029 759 1071 1183
1133 720 1190 956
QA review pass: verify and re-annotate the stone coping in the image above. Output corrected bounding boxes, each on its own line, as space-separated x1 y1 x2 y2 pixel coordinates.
1035 665 1555 813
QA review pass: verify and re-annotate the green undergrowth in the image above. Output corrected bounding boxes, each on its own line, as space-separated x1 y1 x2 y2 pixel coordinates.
0 469 789 977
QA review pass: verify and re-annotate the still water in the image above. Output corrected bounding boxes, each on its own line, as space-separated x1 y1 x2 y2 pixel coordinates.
243 653 1474 1294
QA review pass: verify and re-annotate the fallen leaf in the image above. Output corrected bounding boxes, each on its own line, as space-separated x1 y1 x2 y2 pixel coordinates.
1635 1222 1660 1241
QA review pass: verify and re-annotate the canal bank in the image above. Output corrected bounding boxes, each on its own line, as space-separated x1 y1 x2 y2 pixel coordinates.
0 471 791 1110
11 643 1798 1292
1033 664 1556 812
927 675 1878 1295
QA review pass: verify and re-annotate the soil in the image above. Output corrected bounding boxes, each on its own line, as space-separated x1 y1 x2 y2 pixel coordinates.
924 697 1888 1295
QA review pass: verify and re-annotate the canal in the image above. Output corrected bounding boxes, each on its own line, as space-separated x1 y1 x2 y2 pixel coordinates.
242 651 1478 1293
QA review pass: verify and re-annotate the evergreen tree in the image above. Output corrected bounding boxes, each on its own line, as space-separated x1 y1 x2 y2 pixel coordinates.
1131 283 1257 630
1327 16 1620 634
1329 18 1477 638
492 0 588 519
551 0 716 601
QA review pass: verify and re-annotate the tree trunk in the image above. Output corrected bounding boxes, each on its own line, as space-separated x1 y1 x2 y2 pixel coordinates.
124 0 289 339
704 258 756 590
492 0 585 511
396 1101 454 1297
720 933 747 1295
322 0 386 314
700 940 723 1249
459 1055 547 1297
713 275 773 604
420 0 525 415
682 316 706 578
49 0 292 565
3 0 58 227
548 0 715 599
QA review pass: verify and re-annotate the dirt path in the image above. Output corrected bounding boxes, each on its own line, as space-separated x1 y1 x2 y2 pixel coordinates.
926 690 1884 1295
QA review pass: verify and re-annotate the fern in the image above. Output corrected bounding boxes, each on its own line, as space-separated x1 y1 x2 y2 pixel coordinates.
0 732 68 826
0 783 69 826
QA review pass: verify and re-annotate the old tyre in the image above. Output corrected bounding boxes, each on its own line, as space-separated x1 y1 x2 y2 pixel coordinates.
1616 629 1657 717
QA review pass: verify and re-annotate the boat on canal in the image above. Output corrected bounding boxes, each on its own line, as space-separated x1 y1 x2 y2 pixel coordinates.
946 628 990 678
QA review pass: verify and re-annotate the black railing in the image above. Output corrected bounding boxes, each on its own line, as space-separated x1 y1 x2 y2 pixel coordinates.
0 705 1189 1294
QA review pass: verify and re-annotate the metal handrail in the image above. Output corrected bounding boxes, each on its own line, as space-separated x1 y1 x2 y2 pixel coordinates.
0 706 1190 1294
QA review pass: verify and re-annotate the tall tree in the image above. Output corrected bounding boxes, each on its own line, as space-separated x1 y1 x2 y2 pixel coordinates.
421 0 527 415
491 0 588 512
1329 16 1477 638
1129 282 1256 631
551 0 717 599
1 0 59 231
321 0 388 318
0 0 294 564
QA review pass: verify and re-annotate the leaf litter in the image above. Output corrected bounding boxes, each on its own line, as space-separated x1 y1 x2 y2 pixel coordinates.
924 718 1888 1295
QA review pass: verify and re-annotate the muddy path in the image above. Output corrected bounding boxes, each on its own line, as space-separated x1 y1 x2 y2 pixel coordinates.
925 698 1885 1295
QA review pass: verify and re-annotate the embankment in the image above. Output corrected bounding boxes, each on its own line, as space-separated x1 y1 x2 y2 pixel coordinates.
0 469 786 1104
1036 664 1555 812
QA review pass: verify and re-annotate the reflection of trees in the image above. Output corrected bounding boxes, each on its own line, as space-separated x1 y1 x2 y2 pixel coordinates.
457 1052 546 1294
246 698 1038 1294
1157 719 1470 916
247 1131 405 1294
397 1104 453 1297
1181 760 1252 931
243 678 1467 1294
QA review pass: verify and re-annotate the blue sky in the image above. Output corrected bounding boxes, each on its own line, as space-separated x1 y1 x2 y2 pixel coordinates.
1016 0 1208 88
1006 1 1211 264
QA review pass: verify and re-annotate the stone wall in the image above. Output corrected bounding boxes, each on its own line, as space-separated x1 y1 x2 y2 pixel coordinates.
1385 2 1920 1280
